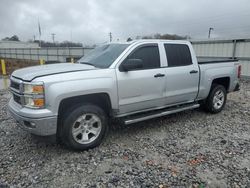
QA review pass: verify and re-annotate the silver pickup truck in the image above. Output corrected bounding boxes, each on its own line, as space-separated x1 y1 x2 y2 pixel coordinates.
8 40 241 150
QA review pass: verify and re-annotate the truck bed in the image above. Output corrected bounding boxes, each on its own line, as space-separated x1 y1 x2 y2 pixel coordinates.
197 57 238 64
197 58 240 101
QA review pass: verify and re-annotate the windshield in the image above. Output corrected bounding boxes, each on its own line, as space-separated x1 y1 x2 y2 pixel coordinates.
77 44 129 68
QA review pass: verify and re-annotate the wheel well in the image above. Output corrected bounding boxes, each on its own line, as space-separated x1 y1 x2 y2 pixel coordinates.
56 93 112 139
58 93 112 118
212 77 230 91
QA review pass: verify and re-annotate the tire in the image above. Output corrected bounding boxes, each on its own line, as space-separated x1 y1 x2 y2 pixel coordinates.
61 104 108 150
203 84 227 113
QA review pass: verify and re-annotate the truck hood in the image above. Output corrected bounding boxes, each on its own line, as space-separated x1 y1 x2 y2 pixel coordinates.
12 63 96 81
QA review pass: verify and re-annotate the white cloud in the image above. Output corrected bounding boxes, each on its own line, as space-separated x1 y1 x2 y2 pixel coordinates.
0 0 250 44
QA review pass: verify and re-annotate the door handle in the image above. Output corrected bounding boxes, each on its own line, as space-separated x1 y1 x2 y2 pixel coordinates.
190 70 198 74
154 73 165 78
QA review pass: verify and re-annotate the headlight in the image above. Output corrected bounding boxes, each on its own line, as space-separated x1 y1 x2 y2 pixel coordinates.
23 82 45 108
24 96 45 108
24 83 44 94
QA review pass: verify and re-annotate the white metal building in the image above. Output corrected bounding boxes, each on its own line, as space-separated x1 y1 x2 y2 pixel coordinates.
191 38 250 77
0 38 249 76
0 41 39 48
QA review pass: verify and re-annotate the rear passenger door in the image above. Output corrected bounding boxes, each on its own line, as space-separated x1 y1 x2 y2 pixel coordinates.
163 43 199 105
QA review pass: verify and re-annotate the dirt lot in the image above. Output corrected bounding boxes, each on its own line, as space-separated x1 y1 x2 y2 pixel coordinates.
0 80 250 188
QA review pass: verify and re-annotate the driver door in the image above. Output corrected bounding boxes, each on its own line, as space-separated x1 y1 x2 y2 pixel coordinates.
116 44 166 114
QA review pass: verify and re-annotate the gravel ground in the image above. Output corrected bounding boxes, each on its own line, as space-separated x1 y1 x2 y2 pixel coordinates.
0 80 250 188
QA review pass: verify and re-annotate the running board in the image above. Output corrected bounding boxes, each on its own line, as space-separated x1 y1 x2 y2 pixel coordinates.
124 103 200 125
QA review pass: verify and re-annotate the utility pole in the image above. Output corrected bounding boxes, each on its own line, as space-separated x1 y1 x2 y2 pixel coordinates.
38 19 42 47
208 27 214 39
109 32 112 43
51 33 56 43
70 30 72 42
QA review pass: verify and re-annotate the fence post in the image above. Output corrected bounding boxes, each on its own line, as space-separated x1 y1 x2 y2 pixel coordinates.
232 39 237 59
1 59 7 75
71 57 74 63
39 59 44 65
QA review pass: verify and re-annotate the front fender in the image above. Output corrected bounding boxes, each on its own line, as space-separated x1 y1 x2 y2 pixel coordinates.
45 78 118 115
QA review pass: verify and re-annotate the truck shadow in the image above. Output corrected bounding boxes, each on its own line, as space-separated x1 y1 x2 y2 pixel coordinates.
109 108 202 132
24 107 220 153
26 108 204 151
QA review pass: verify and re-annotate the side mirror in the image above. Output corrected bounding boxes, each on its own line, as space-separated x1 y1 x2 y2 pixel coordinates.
121 59 143 72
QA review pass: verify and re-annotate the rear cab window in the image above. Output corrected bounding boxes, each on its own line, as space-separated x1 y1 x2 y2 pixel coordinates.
164 44 192 67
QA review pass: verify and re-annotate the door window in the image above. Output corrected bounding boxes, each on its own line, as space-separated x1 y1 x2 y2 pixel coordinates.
164 44 192 67
121 45 160 70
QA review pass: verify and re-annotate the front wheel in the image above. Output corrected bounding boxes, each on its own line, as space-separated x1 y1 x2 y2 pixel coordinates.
61 104 108 150
203 84 227 113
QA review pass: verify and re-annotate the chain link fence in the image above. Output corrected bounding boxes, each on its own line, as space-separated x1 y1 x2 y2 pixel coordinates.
0 47 93 63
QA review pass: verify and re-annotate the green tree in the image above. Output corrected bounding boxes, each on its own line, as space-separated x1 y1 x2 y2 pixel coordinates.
2 35 20 41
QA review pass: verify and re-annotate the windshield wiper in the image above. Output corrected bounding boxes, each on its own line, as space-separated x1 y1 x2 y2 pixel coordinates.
79 62 96 67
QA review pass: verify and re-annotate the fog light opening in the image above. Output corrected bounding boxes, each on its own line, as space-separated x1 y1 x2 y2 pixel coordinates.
23 121 36 128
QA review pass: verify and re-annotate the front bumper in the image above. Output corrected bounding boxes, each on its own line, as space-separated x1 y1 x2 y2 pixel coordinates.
8 98 57 136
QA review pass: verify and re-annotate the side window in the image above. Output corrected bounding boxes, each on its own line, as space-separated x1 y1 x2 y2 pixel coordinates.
164 44 192 67
125 45 160 70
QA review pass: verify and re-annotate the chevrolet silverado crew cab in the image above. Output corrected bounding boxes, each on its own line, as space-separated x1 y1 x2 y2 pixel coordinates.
8 40 241 150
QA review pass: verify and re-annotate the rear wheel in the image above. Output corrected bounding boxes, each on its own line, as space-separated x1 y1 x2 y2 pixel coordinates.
203 84 227 113
61 104 108 150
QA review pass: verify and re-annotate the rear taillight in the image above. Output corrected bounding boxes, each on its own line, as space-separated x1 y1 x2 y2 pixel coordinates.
238 65 241 78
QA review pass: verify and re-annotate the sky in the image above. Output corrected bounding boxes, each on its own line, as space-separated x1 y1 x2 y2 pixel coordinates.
0 0 250 45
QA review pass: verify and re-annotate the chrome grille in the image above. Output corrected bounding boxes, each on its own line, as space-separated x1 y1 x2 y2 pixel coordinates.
10 80 20 91
13 94 22 104
10 77 23 105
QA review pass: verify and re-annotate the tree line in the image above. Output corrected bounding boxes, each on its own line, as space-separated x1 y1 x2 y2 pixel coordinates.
1 35 83 47
2 33 191 47
127 33 191 41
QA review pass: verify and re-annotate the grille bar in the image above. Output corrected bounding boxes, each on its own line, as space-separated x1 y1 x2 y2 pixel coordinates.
10 81 20 91
13 94 22 104
10 77 23 105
